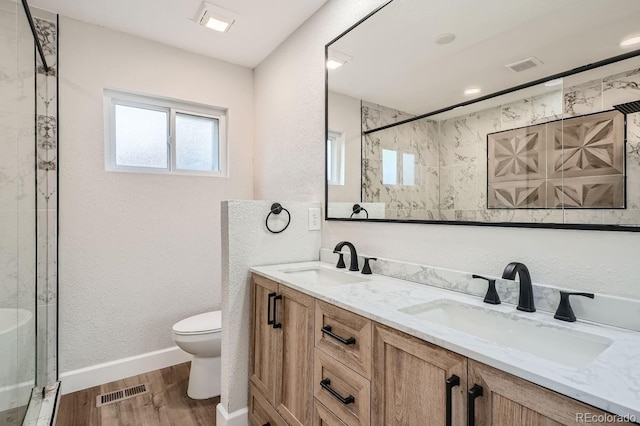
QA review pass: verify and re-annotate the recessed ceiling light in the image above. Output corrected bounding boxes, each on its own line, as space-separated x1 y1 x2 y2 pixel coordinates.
327 50 352 70
435 33 456 45
326 60 344 70
544 78 563 87
620 34 640 48
195 2 235 33
464 87 481 96
203 15 233 32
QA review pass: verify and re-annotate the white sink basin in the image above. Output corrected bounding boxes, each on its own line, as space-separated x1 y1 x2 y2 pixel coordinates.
399 299 612 368
280 267 371 286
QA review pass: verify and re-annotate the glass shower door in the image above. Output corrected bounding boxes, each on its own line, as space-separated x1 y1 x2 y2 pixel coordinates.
0 0 37 424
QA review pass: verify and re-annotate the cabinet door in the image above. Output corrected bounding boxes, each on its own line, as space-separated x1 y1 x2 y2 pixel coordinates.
249 383 288 426
250 275 279 404
274 285 315 426
468 360 623 426
372 323 467 426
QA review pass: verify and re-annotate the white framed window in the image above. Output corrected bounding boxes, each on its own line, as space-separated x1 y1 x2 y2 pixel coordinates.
104 89 227 177
327 130 345 185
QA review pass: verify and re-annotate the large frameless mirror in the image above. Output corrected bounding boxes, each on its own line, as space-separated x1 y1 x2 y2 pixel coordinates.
325 0 640 230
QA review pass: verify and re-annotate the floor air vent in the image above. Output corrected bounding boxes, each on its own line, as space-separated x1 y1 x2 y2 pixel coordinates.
96 383 149 407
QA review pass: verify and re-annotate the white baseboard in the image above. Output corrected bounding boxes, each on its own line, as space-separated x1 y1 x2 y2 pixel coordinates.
0 380 34 412
60 346 192 394
216 404 249 426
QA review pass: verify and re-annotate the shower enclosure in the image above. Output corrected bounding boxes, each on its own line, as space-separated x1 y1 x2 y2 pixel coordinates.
0 0 59 424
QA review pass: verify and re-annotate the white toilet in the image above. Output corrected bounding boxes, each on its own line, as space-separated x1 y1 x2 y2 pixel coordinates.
172 310 222 399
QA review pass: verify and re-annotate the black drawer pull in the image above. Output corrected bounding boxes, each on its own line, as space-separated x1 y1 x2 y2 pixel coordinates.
272 295 282 329
267 293 276 325
262 423 270 426
445 375 460 426
321 325 356 345
467 384 483 426
320 378 354 405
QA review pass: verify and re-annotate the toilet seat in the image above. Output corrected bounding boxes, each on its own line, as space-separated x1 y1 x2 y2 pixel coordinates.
172 311 221 335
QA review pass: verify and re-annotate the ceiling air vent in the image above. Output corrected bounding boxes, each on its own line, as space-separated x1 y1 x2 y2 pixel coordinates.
613 100 640 115
505 57 543 72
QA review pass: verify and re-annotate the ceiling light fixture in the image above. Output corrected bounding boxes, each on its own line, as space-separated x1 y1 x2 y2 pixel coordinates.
326 59 344 70
464 87 481 96
327 50 352 70
620 34 640 48
195 2 235 33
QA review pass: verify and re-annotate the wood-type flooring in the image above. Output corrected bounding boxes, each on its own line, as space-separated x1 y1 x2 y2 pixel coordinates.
56 362 218 425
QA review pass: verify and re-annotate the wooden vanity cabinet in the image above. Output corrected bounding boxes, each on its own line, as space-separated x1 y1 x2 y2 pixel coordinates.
467 361 620 426
371 323 468 426
372 324 623 426
250 275 314 426
250 275 629 426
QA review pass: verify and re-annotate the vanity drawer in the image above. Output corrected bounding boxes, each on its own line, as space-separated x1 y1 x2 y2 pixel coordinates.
315 300 372 379
314 399 347 426
314 349 370 426
249 383 287 426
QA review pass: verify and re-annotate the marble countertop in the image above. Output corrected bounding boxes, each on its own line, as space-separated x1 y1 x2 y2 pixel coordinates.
250 261 640 418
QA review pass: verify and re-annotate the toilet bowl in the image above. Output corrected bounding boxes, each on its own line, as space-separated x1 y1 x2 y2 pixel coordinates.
172 310 222 399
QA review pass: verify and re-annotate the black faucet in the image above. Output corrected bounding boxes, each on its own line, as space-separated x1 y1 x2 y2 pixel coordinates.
554 291 594 322
333 241 359 271
501 262 536 312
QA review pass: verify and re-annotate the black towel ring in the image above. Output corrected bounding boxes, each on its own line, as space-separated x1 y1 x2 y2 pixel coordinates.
266 203 291 234
350 203 369 219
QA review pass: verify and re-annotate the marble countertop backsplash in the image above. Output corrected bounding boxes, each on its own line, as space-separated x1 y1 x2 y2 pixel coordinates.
251 257 640 418
319 248 640 332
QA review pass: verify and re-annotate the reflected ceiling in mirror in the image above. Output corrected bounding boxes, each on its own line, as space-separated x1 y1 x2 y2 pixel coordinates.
325 0 640 230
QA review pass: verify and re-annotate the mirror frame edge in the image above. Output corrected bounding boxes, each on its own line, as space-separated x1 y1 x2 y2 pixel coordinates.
323 2 640 232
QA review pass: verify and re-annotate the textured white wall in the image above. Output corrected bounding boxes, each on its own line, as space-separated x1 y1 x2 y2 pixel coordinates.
220 200 321 414
58 17 254 373
254 0 640 300
254 0 388 201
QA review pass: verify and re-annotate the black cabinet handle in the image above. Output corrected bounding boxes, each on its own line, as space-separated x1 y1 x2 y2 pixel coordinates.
272 295 282 329
321 325 356 345
467 384 483 426
320 378 354 405
267 293 276 325
262 423 270 426
445 375 460 426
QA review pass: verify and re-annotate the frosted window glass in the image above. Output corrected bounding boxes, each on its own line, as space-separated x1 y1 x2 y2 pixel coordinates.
176 113 219 171
403 153 415 186
382 149 397 185
115 105 168 168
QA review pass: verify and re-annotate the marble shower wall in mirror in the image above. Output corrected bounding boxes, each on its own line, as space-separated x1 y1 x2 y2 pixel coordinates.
358 59 640 225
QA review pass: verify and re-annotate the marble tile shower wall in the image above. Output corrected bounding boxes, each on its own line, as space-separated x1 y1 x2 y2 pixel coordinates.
34 14 58 386
362 101 439 219
362 68 640 224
